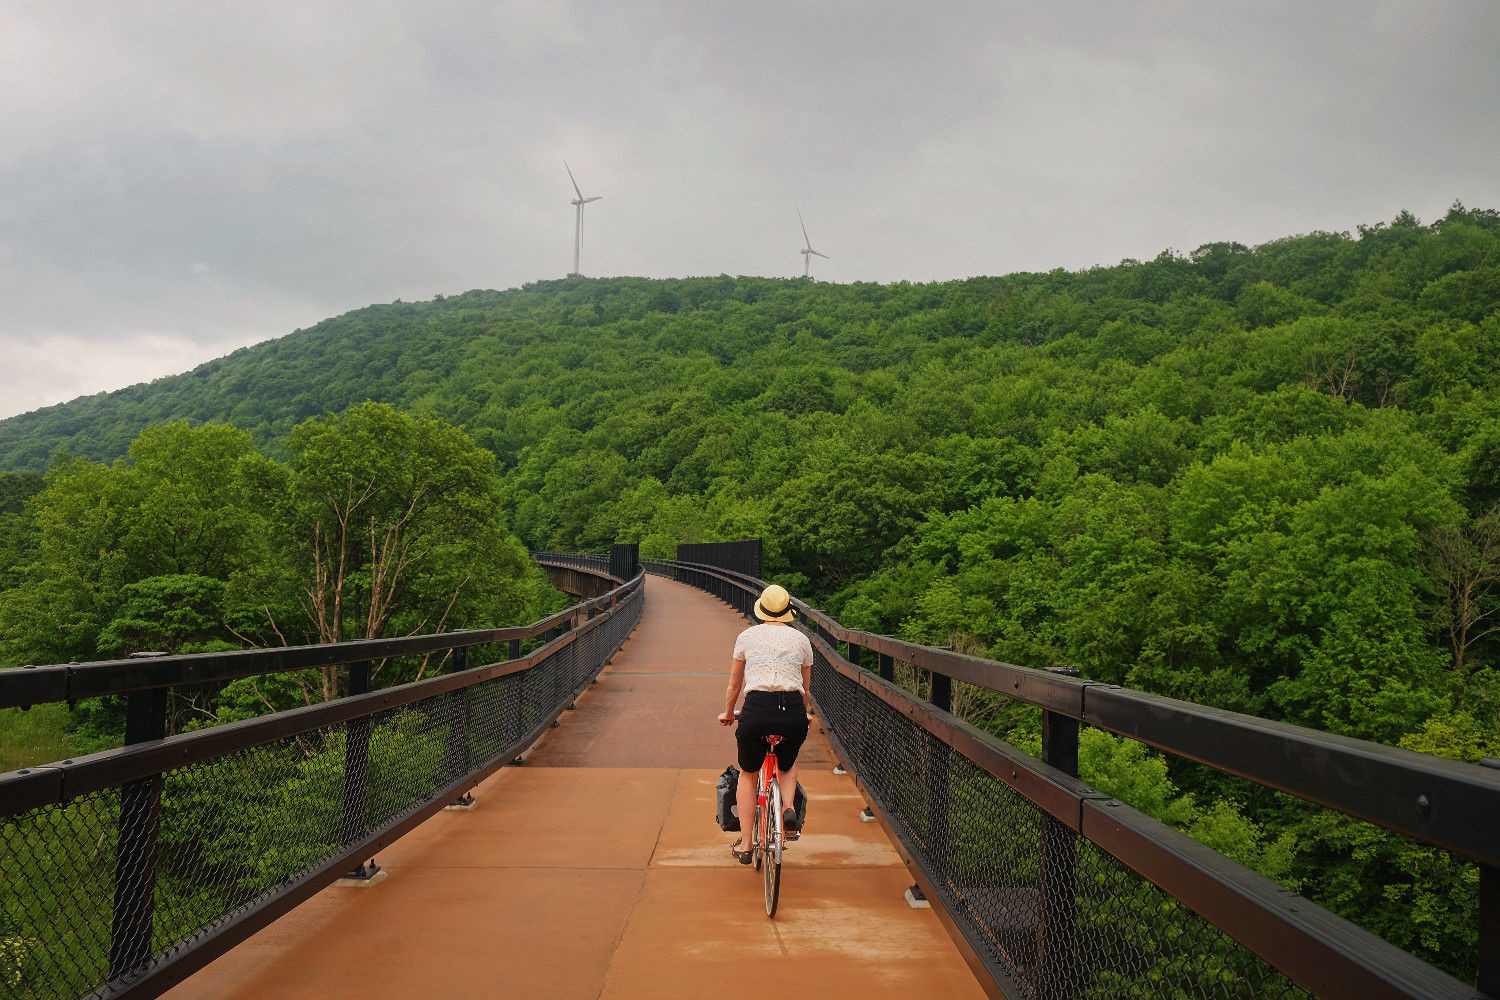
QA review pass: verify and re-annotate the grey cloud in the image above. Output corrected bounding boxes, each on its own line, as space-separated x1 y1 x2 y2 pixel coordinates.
3 0 1498 418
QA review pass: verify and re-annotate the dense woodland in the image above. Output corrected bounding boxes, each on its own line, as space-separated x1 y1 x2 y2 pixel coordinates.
2 203 1499 981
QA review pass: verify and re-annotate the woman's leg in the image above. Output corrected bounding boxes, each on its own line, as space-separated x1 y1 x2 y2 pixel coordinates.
778 763 799 828
733 768 758 852
777 706 809 830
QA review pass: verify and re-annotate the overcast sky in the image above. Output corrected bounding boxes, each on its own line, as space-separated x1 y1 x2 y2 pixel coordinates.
3 1 1497 420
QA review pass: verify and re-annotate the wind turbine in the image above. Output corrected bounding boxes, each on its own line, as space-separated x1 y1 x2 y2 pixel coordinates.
565 160 602 276
798 210 829 278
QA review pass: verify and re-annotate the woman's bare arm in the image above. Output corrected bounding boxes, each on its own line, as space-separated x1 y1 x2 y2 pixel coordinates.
718 655 746 724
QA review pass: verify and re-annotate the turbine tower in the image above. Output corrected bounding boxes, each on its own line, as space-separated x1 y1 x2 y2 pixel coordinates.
798 210 829 278
565 160 602 276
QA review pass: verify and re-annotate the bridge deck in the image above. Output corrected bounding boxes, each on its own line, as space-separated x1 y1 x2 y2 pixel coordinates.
166 575 986 1000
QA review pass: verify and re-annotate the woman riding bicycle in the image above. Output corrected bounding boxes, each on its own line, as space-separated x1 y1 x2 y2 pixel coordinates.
717 584 814 864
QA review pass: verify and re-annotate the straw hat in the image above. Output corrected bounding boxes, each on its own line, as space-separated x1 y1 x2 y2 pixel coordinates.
754 584 796 622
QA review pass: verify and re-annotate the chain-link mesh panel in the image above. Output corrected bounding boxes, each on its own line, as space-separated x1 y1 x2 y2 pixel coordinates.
812 649 1311 1000
0 587 642 1000
0 790 118 999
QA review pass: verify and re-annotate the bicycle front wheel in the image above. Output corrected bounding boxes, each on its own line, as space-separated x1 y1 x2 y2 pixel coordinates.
764 779 783 918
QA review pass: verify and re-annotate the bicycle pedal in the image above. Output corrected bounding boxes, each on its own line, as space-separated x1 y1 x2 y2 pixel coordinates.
785 831 800 841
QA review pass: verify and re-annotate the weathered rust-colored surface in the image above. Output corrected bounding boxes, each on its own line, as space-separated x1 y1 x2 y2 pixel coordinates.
165 574 983 1000
527 575 832 769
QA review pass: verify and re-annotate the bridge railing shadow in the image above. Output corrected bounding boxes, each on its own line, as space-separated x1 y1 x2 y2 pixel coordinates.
0 558 642 1000
647 556 1498 1000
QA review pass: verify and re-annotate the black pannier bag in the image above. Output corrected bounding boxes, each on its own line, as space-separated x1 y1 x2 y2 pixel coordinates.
715 765 741 831
715 764 808 832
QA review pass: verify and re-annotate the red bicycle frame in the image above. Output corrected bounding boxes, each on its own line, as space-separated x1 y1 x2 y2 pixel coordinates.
755 735 784 850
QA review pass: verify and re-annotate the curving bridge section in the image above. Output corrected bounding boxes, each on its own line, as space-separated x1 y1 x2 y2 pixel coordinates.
1 546 1497 1000
160 565 984 1000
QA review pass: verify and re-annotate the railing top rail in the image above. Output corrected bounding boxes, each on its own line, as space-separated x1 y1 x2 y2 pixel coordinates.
0 608 620 817
0 561 637 711
657 558 1500 870
0 567 645 817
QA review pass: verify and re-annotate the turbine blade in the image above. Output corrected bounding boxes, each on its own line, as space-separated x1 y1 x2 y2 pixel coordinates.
813 250 829 259
798 210 812 250
564 160 584 200
585 196 602 203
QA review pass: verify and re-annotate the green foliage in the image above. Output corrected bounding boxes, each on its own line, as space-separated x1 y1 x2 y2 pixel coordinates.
1290 807 1479 974
0 411 556 747
286 402 542 646
96 575 233 657
1398 711 1500 762
0 208 1497 981
1078 730 1298 884
0 704 72 772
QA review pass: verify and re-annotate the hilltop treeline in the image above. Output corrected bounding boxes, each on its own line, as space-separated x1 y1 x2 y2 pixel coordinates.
2 203 1499 978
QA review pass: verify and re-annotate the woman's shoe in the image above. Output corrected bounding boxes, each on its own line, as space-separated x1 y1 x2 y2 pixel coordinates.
783 808 800 837
730 842 753 865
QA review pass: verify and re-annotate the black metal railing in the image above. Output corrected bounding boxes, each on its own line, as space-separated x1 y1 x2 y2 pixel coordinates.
649 557 1497 1000
674 539 761 579
533 546 640 587
0 559 642 1000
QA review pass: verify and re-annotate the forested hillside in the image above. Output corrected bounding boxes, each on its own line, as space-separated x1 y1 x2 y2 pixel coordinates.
3 203 1499 977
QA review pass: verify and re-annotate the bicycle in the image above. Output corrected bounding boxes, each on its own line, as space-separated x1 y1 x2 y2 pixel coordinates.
725 708 803 917
751 733 794 917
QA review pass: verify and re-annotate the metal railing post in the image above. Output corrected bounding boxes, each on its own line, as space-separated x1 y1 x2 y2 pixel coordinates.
448 647 473 807
930 671 952 714
508 629 528 754
509 666 527 761
926 669 953 901
1482 863 1499 996
109 660 168 979
1038 664 1082 1000
340 661 378 878
556 624 571 706
878 652 894 683
1480 758 1499 995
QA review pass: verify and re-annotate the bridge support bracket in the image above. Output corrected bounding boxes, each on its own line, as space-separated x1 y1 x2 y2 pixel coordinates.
445 793 476 811
904 884 930 909
337 859 385 886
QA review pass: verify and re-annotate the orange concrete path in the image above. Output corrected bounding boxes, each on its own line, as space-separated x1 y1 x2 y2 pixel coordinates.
166 575 986 1000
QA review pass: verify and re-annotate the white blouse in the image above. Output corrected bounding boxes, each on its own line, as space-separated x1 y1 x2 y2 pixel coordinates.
733 623 814 693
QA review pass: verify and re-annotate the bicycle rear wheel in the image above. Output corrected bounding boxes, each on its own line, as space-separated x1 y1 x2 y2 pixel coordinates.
764 779 782 917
